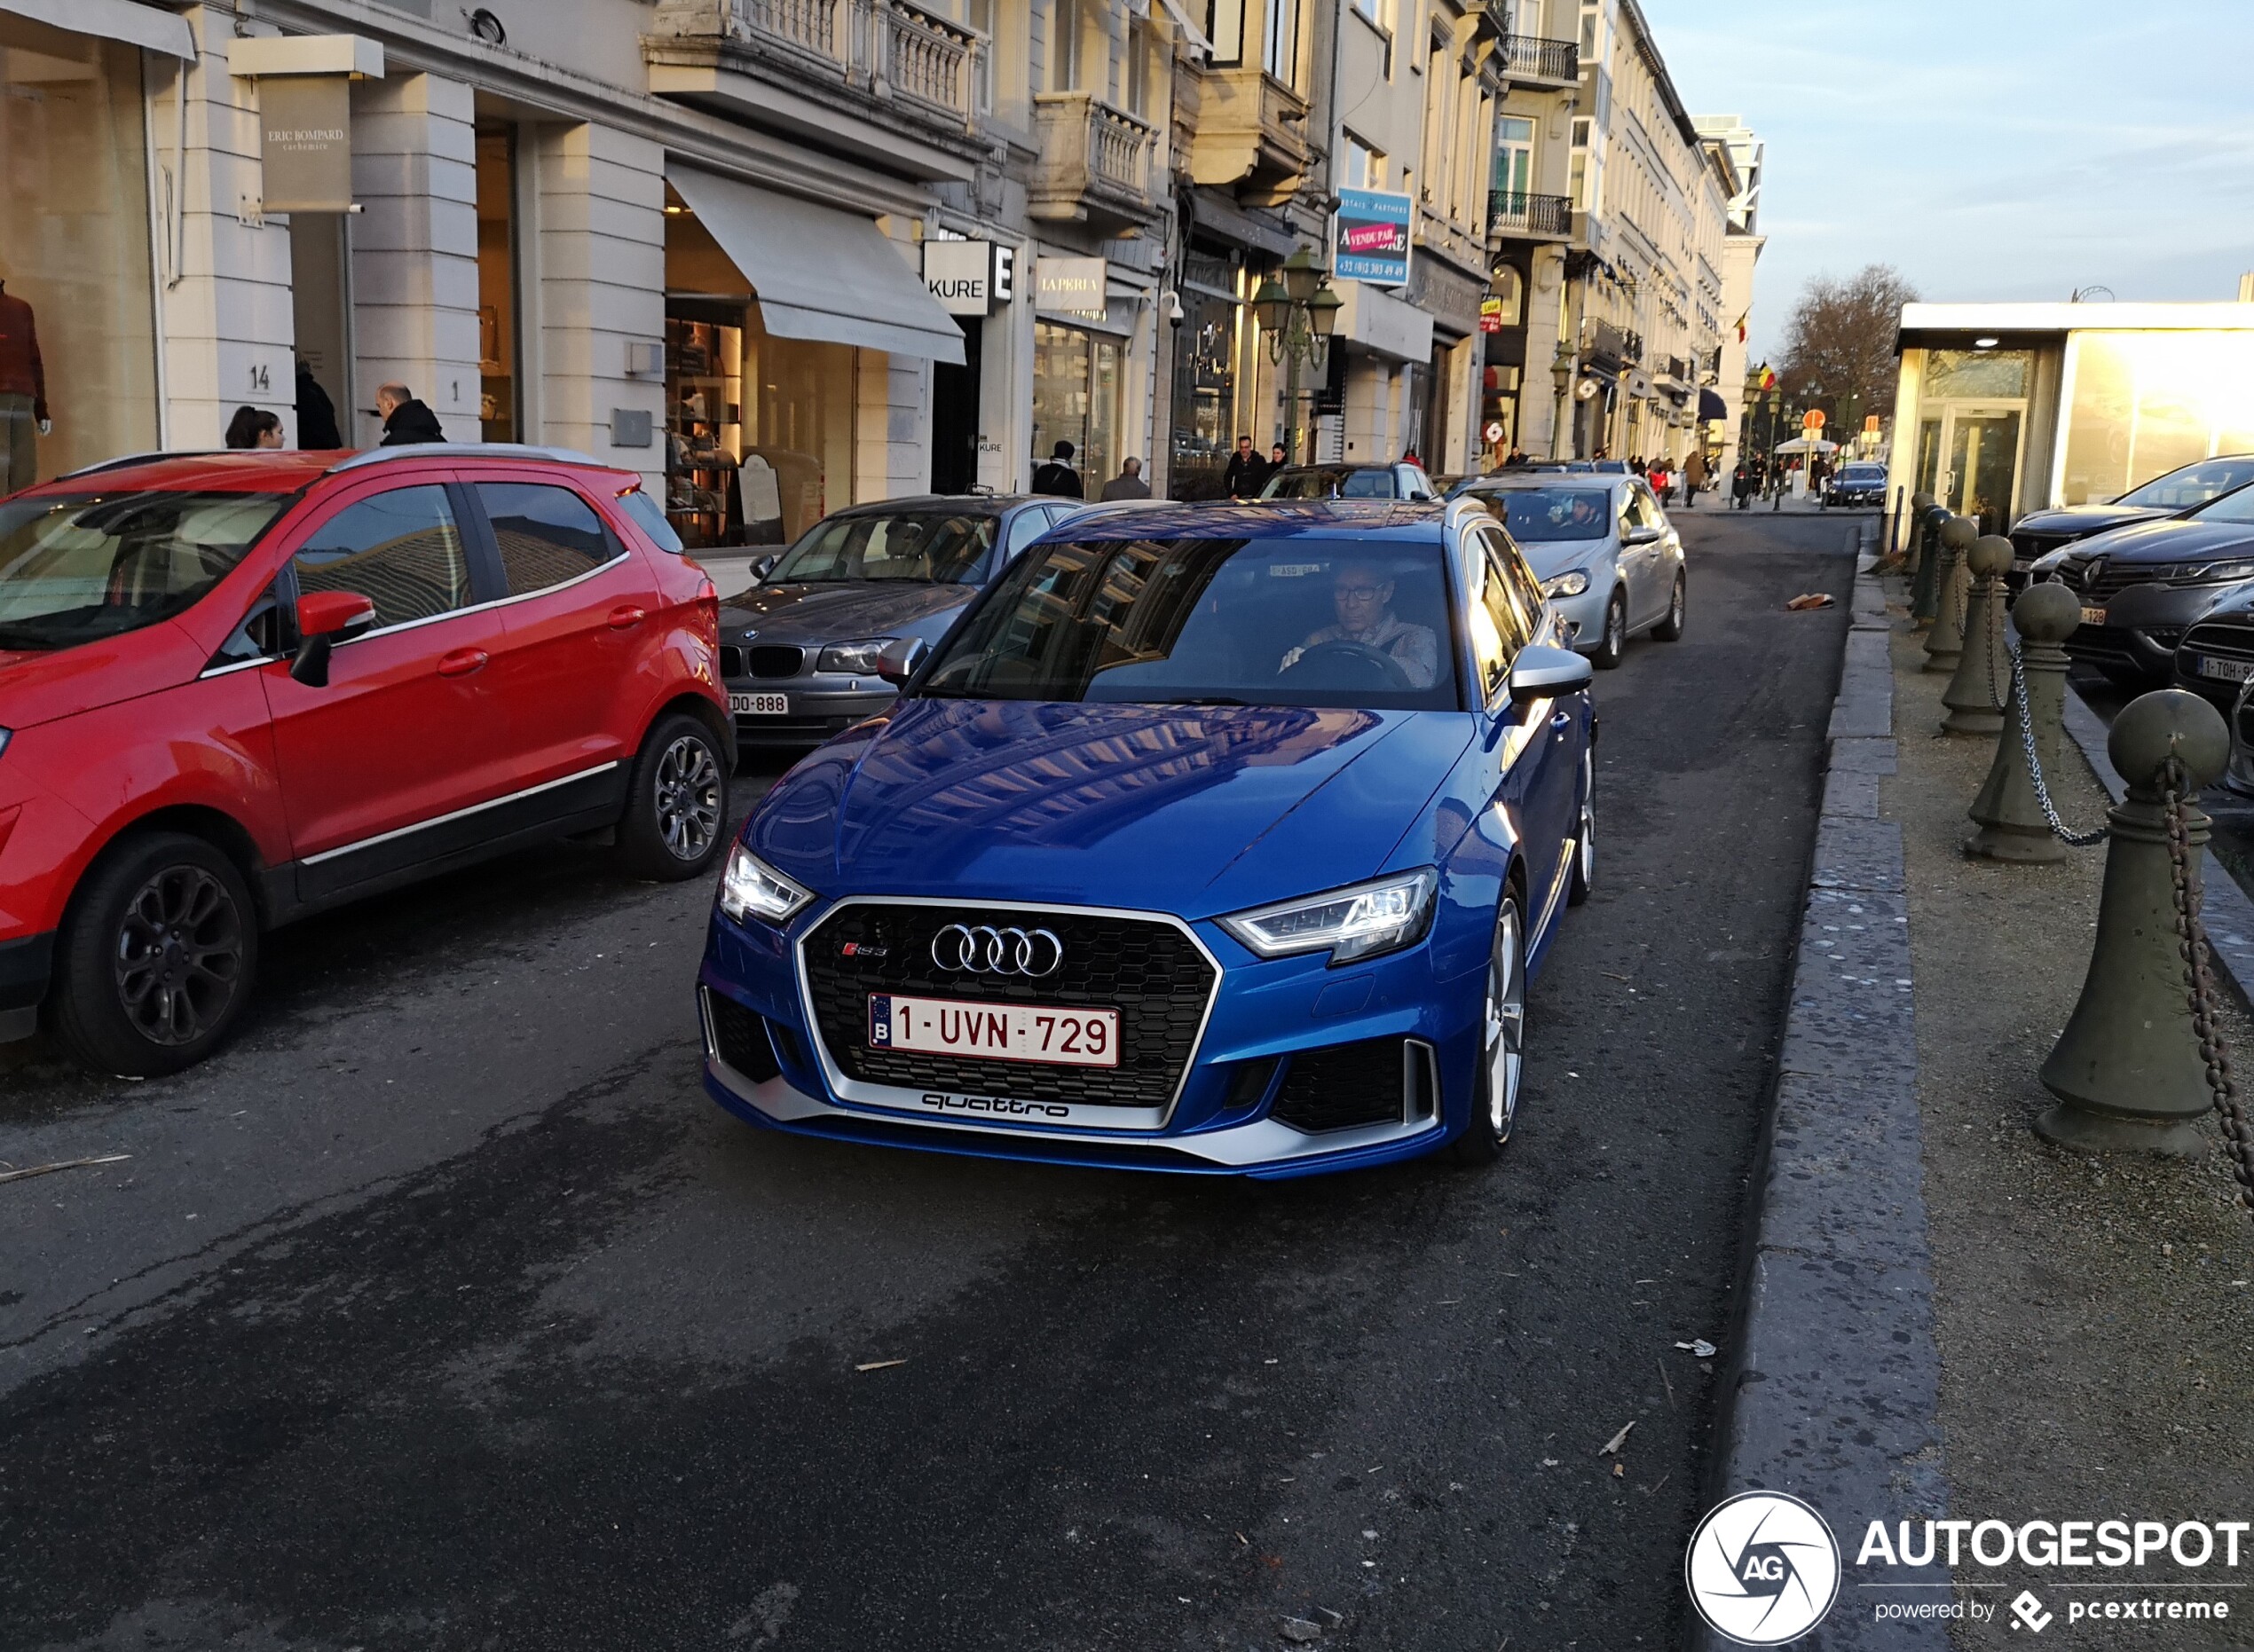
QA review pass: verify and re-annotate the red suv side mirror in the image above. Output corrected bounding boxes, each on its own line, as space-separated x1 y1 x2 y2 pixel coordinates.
289 590 377 688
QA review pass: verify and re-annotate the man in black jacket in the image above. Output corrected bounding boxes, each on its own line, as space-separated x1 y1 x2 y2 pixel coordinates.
1030 439 1083 498
295 360 344 449
375 382 445 446
1221 435 1267 499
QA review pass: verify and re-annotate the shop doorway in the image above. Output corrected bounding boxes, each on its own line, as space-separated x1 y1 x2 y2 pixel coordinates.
930 318 981 495
474 124 521 442
1916 403 2025 534
289 212 352 446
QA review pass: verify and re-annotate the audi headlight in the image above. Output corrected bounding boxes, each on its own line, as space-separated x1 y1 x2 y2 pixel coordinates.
720 842 814 926
1542 570 1591 599
817 637 897 674
1220 869 1439 966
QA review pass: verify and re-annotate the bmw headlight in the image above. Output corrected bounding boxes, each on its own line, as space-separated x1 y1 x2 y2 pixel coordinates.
1541 570 1591 599
720 842 814 926
1220 868 1439 966
817 637 897 674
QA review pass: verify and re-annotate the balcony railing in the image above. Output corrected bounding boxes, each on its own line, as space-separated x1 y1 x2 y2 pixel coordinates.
1498 33 1580 83
1029 92 1159 227
651 0 980 122
1487 190 1573 240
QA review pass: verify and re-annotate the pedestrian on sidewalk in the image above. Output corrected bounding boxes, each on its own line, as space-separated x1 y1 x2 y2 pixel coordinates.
1271 443 1289 477
375 382 445 446
1223 435 1267 500
1099 456 1152 500
1683 446 1708 507
1031 439 1084 499
1503 445 1528 468
224 406 285 449
1647 454 1671 505
1732 460 1755 510
295 360 343 449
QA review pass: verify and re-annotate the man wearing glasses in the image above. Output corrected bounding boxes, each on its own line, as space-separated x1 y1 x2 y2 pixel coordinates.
1279 561 1438 688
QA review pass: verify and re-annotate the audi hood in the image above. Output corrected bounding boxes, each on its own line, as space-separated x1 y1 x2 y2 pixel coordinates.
746 697 1475 917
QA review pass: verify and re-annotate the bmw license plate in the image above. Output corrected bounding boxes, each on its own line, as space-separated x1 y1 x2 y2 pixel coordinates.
2197 656 2254 684
868 994 1119 1068
729 692 789 715
2080 606 2107 627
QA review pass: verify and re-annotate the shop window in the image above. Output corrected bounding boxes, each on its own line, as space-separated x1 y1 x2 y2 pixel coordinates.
1170 260 1243 500
477 483 620 596
0 16 157 489
2060 332 2254 505
294 487 471 631
664 307 855 549
1033 320 1121 500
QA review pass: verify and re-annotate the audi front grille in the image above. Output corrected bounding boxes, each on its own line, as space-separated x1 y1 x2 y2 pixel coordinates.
800 901 1218 1109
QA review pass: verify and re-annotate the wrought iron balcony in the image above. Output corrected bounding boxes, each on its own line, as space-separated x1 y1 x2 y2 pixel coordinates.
648 0 982 138
1029 93 1161 231
1486 190 1574 242
1497 33 1580 85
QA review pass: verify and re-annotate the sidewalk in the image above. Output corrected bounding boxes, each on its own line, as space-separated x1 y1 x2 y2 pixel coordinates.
1883 604 2254 1641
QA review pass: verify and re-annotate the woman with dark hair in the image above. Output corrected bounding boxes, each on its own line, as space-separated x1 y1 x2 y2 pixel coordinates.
225 406 285 449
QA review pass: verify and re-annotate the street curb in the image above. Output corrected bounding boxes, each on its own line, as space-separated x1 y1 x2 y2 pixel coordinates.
1692 523 1954 1650
2060 688 2254 1008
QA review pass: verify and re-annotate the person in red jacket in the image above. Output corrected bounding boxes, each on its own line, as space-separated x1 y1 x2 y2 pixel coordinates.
0 279 49 495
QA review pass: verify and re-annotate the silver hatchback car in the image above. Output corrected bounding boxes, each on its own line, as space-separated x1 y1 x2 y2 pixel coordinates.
1456 474 1688 666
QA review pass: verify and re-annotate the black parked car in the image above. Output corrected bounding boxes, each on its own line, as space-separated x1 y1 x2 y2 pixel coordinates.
2032 484 2254 688
719 496 1084 751
1823 461 1888 507
2009 453 2254 580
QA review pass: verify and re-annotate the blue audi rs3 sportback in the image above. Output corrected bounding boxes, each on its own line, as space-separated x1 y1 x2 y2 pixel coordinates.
697 499 1596 1176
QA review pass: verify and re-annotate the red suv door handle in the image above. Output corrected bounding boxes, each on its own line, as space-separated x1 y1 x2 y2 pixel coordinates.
437 648 490 678
607 604 649 630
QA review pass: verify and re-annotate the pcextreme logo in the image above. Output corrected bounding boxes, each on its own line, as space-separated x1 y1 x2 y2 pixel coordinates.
1685 1491 1843 1645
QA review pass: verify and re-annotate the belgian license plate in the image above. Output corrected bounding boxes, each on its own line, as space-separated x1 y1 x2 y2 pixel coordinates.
729 692 789 715
2198 656 2254 684
868 993 1120 1068
2080 606 2107 627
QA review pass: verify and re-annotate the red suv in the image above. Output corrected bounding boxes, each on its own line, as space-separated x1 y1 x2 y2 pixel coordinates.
0 445 732 1075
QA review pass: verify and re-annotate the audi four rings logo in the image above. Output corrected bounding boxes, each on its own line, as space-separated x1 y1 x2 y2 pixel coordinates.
930 924 1066 977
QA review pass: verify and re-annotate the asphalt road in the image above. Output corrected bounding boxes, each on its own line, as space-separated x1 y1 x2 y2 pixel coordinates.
0 509 1856 1652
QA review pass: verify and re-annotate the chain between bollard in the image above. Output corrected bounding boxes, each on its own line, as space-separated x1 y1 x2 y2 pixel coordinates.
1985 583 2011 713
2008 649 2108 846
2158 756 2254 1217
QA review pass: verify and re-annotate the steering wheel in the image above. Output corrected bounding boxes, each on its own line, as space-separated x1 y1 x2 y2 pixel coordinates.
1281 640 1415 692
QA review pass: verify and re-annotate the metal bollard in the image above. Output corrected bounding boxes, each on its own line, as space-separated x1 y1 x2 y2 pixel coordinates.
1941 535 2014 734
1910 505 1952 624
1921 516 1976 672
2037 689 2232 1154
1966 582 2081 861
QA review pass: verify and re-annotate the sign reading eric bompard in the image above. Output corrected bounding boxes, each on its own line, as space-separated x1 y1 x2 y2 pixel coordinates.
260 76 353 214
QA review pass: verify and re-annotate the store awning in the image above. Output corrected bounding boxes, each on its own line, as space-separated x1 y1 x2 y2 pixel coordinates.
0 0 195 56
666 163 965 366
1698 387 1728 421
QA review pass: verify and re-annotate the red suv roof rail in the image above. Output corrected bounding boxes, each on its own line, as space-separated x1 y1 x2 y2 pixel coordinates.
327 443 609 474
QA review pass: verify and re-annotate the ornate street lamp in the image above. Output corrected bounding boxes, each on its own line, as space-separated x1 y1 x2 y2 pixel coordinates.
1255 245 1343 466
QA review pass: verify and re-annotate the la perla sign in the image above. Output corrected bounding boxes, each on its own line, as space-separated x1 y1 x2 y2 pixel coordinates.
924 241 996 317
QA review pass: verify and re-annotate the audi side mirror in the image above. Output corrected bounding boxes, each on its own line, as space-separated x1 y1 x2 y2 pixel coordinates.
876 636 930 687
1509 642 1595 707
289 590 376 688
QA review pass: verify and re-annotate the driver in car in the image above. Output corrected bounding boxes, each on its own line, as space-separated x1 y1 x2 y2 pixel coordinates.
1279 561 1439 689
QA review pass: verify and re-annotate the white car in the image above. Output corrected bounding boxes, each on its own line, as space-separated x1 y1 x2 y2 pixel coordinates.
1456 474 1688 667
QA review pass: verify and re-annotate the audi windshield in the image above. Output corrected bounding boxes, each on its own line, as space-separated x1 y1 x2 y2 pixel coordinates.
0 491 289 650
915 535 1462 711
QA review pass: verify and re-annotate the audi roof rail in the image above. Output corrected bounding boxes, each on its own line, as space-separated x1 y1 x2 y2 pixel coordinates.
328 443 608 473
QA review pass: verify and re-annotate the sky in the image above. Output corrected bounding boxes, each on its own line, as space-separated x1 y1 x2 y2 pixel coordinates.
1635 0 2254 362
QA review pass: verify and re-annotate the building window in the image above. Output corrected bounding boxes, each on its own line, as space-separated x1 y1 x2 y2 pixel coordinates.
0 13 157 486
1494 114 1535 202
1207 0 1244 65
1263 0 1299 83
1578 2 1599 59
1344 131 1385 190
1571 115 1590 148
1050 0 1084 90
967 0 995 112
